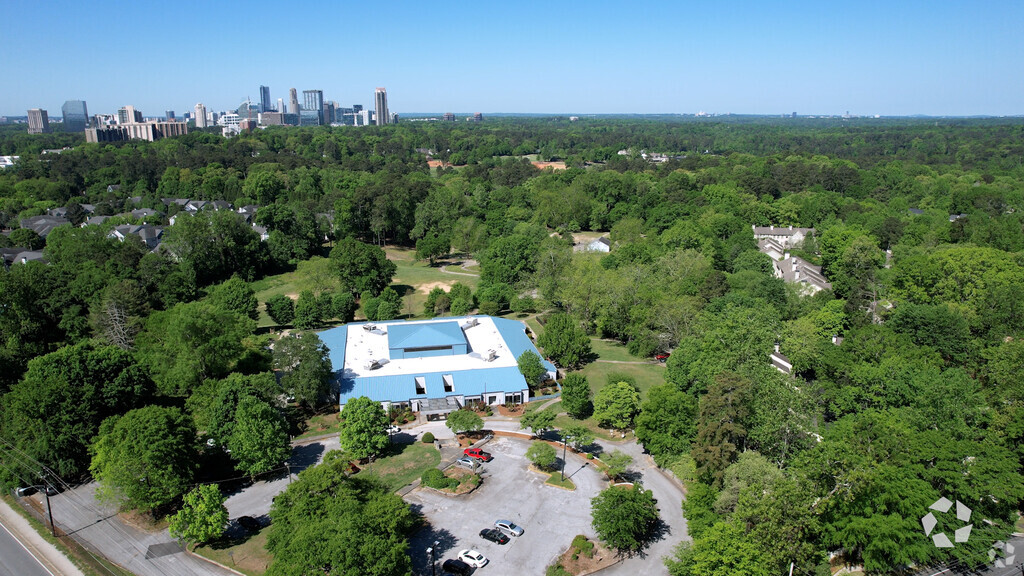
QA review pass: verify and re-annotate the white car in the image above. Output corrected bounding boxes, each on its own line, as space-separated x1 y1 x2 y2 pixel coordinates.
385 425 401 434
457 549 488 568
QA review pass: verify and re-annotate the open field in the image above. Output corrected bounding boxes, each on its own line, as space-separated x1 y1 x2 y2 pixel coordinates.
195 530 270 576
355 440 441 493
385 247 479 319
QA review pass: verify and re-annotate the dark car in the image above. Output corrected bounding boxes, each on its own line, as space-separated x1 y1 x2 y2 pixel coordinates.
464 447 493 462
441 558 473 576
236 516 262 533
479 528 510 545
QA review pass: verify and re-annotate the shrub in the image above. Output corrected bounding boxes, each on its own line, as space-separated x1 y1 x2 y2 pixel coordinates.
546 563 572 576
422 432 435 443
570 534 595 559
421 468 446 488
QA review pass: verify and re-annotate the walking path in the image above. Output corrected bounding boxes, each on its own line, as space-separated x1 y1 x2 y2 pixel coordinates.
0 497 84 576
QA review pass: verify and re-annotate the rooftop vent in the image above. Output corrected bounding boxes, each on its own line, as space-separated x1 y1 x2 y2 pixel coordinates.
362 324 377 331
464 318 480 329
485 349 497 362
364 358 390 370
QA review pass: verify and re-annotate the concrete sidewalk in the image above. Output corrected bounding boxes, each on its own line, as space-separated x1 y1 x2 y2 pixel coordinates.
0 497 84 576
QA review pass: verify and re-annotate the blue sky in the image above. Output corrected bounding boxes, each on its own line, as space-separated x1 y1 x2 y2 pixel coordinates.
3 0 1022 117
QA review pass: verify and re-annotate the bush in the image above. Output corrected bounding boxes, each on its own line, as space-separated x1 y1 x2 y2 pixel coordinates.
571 534 595 559
546 563 572 576
421 468 458 490
422 431 435 444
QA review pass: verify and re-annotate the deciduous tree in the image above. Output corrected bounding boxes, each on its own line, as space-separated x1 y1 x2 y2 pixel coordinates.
526 441 557 470
446 409 483 435
169 485 228 548
560 372 593 419
339 396 389 460
591 485 659 555
592 382 641 432
537 313 592 369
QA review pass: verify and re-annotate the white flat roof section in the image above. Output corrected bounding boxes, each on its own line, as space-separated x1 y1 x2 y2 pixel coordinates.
344 316 516 378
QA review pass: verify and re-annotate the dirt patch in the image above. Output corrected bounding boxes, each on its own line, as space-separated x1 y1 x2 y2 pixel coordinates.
418 281 455 294
118 509 167 533
496 404 525 417
554 535 618 575
532 161 567 171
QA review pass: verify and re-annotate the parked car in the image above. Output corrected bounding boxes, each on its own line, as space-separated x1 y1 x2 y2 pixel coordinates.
15 486 37 497
655 352 670 362
479 528 510 545
441 558 473 576
236 516 261 533
464 447 493 462
454 456 478 469
494 519 523 537
386 425 401 434
458 549 488 568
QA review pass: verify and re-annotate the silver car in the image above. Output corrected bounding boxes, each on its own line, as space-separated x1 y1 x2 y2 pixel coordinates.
495 519 523 537
454 456 478 469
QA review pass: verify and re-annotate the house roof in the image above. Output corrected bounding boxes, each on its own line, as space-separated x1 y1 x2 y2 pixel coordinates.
752 225 814 237
388 321 466 351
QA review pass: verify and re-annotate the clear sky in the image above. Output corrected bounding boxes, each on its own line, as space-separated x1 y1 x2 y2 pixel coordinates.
3 0 1022 117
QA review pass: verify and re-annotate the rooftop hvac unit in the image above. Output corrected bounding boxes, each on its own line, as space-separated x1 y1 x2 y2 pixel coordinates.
362 324 376 331
485 349 497 362
464 318 479 328
364 358 390 370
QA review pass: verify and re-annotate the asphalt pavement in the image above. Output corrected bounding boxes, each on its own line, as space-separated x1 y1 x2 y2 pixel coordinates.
0 519 53 576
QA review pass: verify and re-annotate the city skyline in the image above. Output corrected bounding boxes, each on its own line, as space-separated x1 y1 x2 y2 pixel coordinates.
2 0 1022 117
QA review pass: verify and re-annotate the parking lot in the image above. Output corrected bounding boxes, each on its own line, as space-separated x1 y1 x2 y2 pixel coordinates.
404 435 609 576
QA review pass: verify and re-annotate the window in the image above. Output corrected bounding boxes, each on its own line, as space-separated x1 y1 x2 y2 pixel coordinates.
415 377 426 395
443 374 454 393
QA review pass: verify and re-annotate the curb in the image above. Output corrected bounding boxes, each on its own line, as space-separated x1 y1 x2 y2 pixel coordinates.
184 547 249 576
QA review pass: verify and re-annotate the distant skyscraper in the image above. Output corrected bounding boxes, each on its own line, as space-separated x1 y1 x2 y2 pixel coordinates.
289 88 300 115
27 109 51 134
194 103 208 128
277 98 285 114
61 100 89 132
374 87 389 126
166 110 175 120
260 85 272 112
117 106 142 124
303 90 324 125
443 112 455 122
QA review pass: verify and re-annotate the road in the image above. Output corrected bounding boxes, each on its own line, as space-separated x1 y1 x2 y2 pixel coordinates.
0 519 53 576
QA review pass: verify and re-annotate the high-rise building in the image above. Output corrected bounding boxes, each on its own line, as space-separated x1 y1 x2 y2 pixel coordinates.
194 103 208 128
27 109 51 134
117 106 142 124
443 112 455 122
374 87 389 126
289 88 300 115
166 110 175 120
61 100 89 132
473 112 483 122
277 98 285 114
260 85 272 112
302 90 324 125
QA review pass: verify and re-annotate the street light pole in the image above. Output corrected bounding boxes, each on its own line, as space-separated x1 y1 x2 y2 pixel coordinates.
39 475 55 537
561 435 567 481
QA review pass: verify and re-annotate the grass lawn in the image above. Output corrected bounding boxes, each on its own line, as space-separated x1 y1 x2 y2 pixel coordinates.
251 257 339 327
544 472 576 490
577 360 665 400
553 413 635 442
194 530 271 576
385 247 479 320
294 412 342 441
356 441 441 492
588 338 642 363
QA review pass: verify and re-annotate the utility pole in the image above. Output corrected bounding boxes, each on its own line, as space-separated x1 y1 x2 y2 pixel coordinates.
40 474 55 537
561 434 568 481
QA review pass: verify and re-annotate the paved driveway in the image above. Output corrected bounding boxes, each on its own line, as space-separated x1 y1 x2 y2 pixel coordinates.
404 435 609 576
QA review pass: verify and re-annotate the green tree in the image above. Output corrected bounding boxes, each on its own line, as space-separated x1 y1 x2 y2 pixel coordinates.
163 210 266 286
561 425 595 451
602 450 633 482
713 451 783 515
526 441 557 470
266 454 414 576
592 382 641 432
446 409 484 435
265 294 295 326
517 350 547 388
679 482 720 539
329 237 397 296
273 331 332 410
561 372 593 419
415 231 451 265
228 396 290 477
135 301 255 396
537 313 592 369
90 406 198 512
169 484 228 548
332 292 357 323
521 408 557 435
10 228 45 249
207 276 259 320
591 485 660 555
693 372 751 489
293 290 321 329
0 343 153 479
635 385 698 465
664 521 772 576
339 396 389 460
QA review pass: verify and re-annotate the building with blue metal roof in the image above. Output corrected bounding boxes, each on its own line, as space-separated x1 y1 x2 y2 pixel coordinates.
320 315 555 419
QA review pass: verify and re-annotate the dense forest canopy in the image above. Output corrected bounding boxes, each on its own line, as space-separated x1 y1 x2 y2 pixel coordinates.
0 117 1021 575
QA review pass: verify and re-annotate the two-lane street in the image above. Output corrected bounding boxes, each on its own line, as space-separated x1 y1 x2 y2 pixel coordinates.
0 520 53 576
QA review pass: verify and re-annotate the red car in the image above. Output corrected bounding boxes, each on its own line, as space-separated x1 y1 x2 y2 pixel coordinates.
464 447 493 462
655 353 670 362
